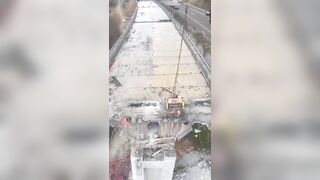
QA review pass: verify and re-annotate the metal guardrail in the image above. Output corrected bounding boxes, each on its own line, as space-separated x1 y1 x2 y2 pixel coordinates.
153 0 211 88
184 2 208 14
109 5 138 68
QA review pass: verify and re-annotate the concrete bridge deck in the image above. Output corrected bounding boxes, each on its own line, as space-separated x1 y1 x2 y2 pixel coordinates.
109 2 211 179
109 1 210 106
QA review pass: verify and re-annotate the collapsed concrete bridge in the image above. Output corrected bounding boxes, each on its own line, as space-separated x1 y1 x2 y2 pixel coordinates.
109 1 211 180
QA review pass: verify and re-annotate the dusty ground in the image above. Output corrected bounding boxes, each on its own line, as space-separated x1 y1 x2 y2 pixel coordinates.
173 151 211 180
176 137 194 157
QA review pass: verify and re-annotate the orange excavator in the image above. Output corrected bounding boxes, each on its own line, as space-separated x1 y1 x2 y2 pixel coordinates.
165 95 185 111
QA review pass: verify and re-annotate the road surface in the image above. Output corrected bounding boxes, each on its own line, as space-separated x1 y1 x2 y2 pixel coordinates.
109 1 210 109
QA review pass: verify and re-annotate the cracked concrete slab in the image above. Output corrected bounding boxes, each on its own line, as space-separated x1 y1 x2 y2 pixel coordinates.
110 1 210 121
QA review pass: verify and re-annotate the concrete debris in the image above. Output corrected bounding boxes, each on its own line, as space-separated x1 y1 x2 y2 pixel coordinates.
111 75 122 87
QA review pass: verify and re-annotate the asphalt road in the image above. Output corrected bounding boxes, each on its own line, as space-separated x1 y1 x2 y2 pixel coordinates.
161 1 211 41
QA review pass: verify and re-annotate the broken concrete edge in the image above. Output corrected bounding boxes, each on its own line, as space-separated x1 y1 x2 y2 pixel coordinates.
176 121 211 141
109 3 138 69
153 0 211 89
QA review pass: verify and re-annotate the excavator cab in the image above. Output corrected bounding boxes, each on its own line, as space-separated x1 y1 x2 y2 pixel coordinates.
165 96 185 110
